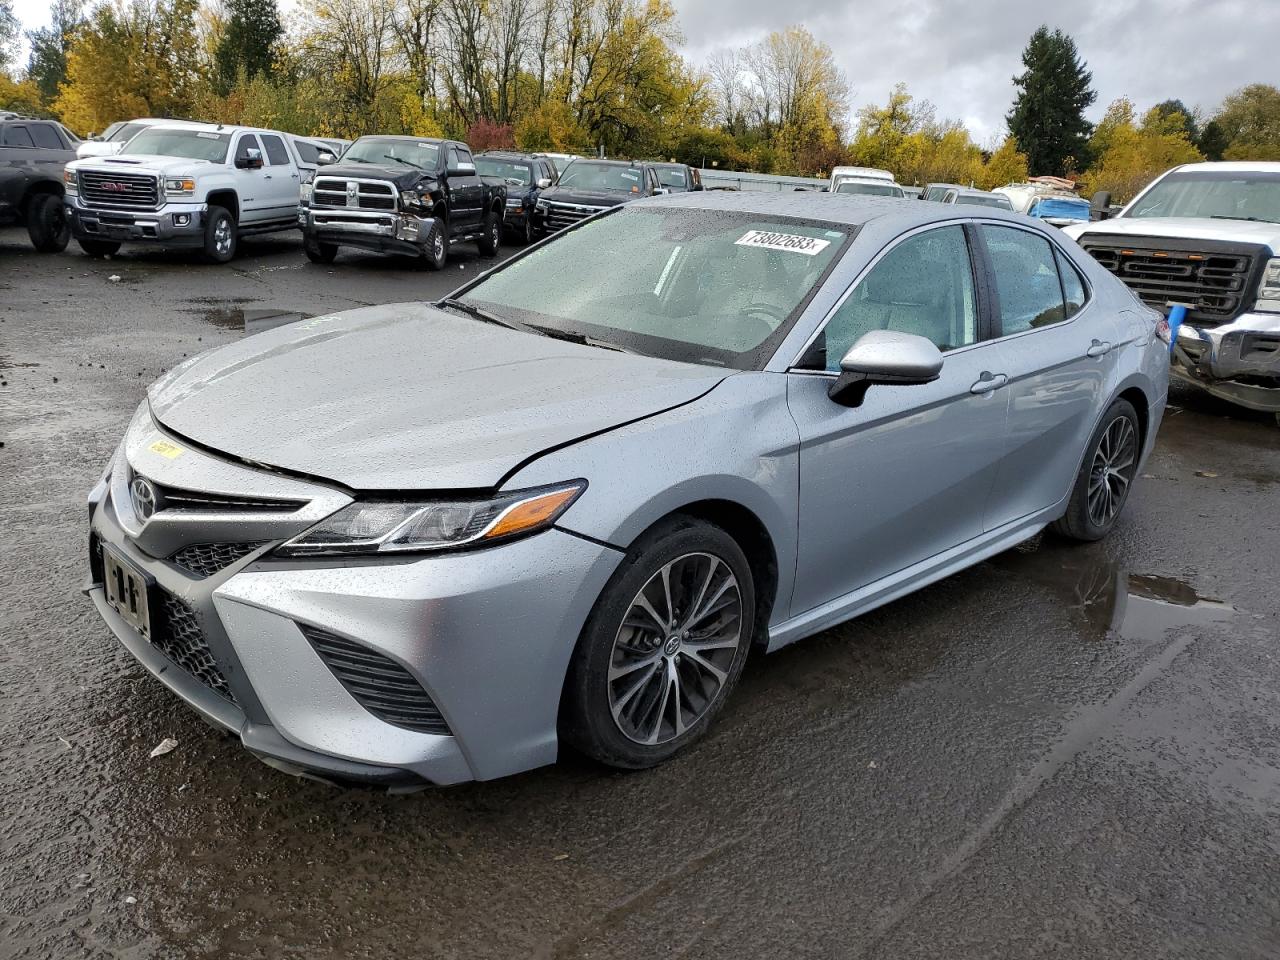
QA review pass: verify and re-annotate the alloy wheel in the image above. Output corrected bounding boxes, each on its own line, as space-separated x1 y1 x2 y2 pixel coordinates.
214 219 232 256
607 552 743 745
1087 415 1137 527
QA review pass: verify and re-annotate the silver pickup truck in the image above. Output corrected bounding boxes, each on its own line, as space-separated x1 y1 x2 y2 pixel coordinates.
1065 162 1280 424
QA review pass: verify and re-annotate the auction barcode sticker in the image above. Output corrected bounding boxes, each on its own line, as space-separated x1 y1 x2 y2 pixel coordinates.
735 230 831 256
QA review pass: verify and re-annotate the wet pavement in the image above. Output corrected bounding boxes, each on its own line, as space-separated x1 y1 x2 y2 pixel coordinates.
2 226 1279 959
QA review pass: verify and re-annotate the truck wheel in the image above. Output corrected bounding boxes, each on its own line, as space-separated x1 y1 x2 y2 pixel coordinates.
27 194 71 252
519 216 534 245
304 237 338 264
77 238 121 258
203 206 237 264
423 217 448 270
477 209 501 257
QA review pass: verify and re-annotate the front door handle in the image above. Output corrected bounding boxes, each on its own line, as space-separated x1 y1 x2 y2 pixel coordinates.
970 372 1009 394
1086 339 1113 358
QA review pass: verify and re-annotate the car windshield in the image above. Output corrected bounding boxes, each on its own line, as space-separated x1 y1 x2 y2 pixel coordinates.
475 157 531 185
460 206 851 369
547 155 574 174
121 129 231 162
1125 170 1280 223
558 161 647 193
344 137 439 170
656 166 690 190
957 194 1011 209
111 122 145 143
835 182 901 197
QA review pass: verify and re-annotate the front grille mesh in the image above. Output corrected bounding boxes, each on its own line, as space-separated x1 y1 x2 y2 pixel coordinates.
543 201 605 231
169 541 267 578
302 626 450 735
1082 241 1257 322
156 593 237 704
136 475 306 515
79 170 160 210
312 178 397 211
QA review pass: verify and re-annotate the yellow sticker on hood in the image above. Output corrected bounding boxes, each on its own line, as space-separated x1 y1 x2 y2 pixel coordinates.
149 439 184 459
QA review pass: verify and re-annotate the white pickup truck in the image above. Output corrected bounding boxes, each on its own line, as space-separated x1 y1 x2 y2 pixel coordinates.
64 124 302 262
1065 161 1280 423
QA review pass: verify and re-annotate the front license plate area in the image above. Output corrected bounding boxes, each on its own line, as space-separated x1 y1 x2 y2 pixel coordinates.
103 545 154 640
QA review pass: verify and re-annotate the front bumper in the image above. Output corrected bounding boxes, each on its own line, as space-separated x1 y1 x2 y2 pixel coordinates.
299 205 432 255
1171 311 1280 412
68 195 206 246
87 411 623 786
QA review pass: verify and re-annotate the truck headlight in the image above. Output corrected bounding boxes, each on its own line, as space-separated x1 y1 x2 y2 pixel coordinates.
164 178 196 196
64 168 78 195
535 199 549 212
400 190 425 210
274 481 585 557
1257 257 1280 313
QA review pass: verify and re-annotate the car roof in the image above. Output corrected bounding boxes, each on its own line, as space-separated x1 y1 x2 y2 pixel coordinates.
640 189 1033 228
1171 161 1280 174
566 157 649 167
955 189 1002 198
478 150 538 161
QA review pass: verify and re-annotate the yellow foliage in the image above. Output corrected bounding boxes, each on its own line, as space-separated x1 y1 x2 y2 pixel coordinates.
1080 98 1202 202
976 137 1030 190
0 73 43 115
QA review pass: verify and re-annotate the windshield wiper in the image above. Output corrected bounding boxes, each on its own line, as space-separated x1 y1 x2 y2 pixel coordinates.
1210 215 1279 223
385 155 423 169
525 325 637 354
438 298 527 332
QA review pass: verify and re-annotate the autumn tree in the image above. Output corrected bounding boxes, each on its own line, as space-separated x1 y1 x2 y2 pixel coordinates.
1212 83 1280 161
976 136 1029 190
1007 26 1096 176
1080 98 1202 202
25 0 86 104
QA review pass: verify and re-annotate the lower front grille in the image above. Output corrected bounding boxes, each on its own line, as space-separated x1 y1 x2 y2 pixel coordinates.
169 541 267 578
155 592 237 704
301 626 450 735
543 201 607 231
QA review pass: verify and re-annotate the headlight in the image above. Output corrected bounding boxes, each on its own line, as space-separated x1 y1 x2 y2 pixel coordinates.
300 182 312 202
400 190 425 210
64 168 78 195
164 177 196 196
535 199 549 212
1257 257 1280 313
506 197 522 207
274 481 585 557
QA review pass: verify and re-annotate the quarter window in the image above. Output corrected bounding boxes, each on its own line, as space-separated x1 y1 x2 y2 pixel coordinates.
982 225 1068 334
260 133 290 165
1055 247 1088 319
2 125 34 147
807 225 980 371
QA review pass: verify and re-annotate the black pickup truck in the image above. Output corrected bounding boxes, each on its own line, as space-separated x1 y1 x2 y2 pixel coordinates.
298 136 506 269
0 117 80 252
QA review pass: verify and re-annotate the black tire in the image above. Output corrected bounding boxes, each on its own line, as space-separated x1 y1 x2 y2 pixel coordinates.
202 205 236 264
27 193 70 252
423 217 448 270
76 237 121 258
1051 399 1141 542
303 236 338 264
519 215 534 245
561 517 755 770
477 208 501 257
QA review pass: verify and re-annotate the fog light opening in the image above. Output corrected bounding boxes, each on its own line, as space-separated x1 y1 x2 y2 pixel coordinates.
174 213 192 227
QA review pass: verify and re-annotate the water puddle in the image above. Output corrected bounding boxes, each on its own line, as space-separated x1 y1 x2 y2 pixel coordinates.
992 544 1233 643
182 302 312 335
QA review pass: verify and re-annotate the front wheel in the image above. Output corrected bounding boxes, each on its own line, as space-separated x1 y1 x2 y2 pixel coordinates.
422 217 448 270
1051 399 1141 541
27 194 70 252
303 236 338 264
203 206 236 263
561 517 755 770
477 209 501 257
77 237 121 258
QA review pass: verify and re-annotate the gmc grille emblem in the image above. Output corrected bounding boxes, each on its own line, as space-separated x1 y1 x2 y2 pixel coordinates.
100 182 132 193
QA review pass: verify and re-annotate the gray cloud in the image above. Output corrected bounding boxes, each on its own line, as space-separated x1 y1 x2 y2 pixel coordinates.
674 0 1280 142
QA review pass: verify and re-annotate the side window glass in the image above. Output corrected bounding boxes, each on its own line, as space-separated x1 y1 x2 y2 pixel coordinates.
4 125 35 147
811 225 979 371
1055 247 1088 319
295 140 319 164
30 124 63 149
456 147 474 169
235 134 261 163
260 134 290 165
447 146 459 170
983 225 1068 334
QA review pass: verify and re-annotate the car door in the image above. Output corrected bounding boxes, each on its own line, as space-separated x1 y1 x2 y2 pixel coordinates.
232 133 268 224
786 222 1012 617
978 223 1126 530
445 144 480 233
257 132 301 220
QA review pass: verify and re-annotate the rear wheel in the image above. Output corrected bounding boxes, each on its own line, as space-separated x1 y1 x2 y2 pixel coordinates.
423 217 448 270
77 237 121 258
561 517 754 769
27 194 70 252
203 206 236 263
1052 399 1140 541
303 236 338 264
477 208 501 257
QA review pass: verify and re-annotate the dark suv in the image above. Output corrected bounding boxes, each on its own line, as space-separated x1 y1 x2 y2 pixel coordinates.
1 117 80 252
533 159 668 233
475 151 557 244
652 162 703 193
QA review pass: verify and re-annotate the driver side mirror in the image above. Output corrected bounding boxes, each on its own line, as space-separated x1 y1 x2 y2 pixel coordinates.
829 330 944 407
317 151 336 166
1090 190 1112 221
536 177 552 189
236 147 264 170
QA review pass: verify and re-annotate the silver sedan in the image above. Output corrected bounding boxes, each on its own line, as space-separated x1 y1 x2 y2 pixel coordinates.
86 192 1169 786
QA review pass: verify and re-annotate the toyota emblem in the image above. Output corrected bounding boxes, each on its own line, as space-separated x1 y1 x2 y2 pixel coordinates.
131 477 158 520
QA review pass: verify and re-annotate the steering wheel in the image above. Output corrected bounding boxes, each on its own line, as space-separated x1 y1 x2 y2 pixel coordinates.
741 302 788 327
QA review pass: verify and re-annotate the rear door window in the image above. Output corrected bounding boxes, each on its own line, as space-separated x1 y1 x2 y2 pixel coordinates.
260 134 290 166
30 124 64 149
981 225 1070 334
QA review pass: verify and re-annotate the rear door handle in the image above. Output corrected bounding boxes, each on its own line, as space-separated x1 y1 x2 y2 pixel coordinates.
1086 339 1113 358
970 372 1009 394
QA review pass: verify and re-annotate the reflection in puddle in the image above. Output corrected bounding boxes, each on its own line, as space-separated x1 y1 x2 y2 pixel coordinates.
184 304 313 334
992 546 1233 643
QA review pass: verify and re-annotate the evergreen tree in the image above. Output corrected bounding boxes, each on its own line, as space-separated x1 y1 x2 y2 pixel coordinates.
213 0 282 96
0 0 21 73
26 0 86 104
1006 26 1097 176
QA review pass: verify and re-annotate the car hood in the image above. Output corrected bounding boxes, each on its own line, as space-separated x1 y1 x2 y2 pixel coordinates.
314 162 435 189
147 302 727 490
1066 216 1280 250
540 186 635 207
68 155 220 176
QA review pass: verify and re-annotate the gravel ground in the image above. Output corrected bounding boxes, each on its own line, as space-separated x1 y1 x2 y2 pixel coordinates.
2 227 1279 960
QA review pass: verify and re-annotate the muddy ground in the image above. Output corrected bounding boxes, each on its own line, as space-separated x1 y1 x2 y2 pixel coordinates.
2 227 1279 959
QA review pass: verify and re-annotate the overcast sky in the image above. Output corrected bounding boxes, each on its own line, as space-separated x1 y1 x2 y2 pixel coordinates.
11 0 1279 141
